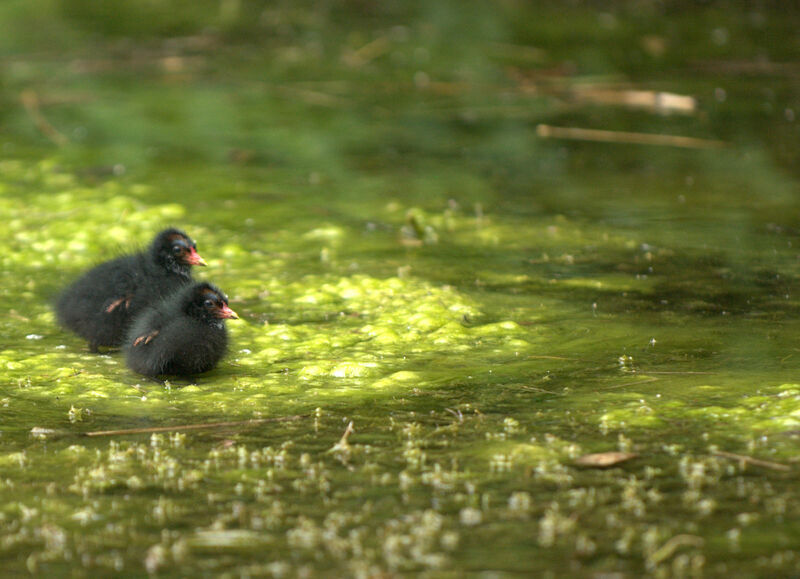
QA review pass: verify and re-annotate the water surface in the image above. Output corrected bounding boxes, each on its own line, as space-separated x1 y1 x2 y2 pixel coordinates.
1 2 800 576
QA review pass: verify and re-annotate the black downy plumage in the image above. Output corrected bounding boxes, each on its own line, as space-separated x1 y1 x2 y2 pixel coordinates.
124 282 238 376
56 228 206 351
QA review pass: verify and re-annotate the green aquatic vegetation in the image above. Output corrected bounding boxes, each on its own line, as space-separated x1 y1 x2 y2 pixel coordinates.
3 2 800 575
599 383 800 443
1 162 542 419
2 410 800 576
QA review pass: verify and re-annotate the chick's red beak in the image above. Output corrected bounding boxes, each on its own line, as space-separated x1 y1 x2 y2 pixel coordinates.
218 303 239 319
185 248 207 266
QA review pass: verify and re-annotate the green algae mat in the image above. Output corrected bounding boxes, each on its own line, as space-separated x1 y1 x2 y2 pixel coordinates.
2 2 800 576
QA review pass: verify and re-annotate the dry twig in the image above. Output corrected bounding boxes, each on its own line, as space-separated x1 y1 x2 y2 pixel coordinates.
20 90 69 146
84 415 306 437
712 450 791 472
537 124 726 149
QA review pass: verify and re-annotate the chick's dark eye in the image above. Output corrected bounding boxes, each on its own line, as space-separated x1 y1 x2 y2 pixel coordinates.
172 245 183 255
203 299 215 309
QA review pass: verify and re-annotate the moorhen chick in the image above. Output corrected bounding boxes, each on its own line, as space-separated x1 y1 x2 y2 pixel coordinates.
56 228 207 351
123 281 238 376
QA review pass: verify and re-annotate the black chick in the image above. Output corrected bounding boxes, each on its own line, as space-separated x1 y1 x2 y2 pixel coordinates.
124 282 238 376
56 228 207 351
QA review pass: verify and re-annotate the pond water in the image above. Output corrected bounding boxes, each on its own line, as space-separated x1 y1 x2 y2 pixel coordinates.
2 2 800 576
